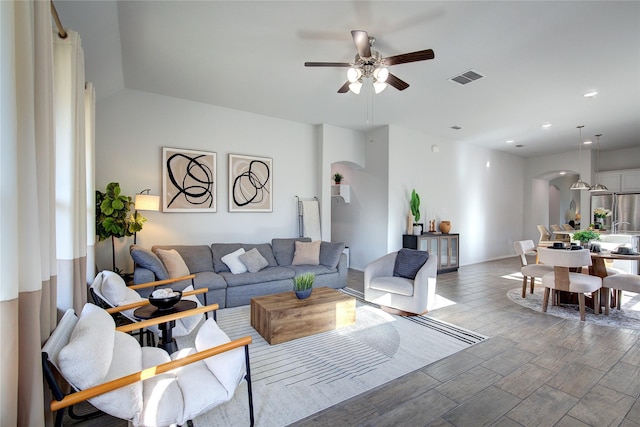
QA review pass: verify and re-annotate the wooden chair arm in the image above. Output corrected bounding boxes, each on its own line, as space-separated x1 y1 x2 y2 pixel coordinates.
115 303 219 333
50 335 252 412
106 288 208 314
128 274 196 290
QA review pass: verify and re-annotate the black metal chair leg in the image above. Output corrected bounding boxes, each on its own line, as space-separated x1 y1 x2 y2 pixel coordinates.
244 345 254 427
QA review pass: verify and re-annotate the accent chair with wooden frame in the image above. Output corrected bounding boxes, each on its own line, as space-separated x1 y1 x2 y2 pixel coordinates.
538 247 604 321
42 303 254 427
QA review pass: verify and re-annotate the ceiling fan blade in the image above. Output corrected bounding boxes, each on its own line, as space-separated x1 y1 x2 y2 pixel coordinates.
351 30 371 58
384 49 435 66
386 73 410 91
305 62 352 67
337 81 350 93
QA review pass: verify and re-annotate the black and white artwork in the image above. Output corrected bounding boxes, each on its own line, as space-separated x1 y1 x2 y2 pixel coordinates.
162 147 216 212
228 154 272 212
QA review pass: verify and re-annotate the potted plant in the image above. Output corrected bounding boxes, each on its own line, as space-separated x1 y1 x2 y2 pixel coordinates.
410 189 422 235
333 173 343 185
96 182 146 275
572 229 600 247
292 272 315 299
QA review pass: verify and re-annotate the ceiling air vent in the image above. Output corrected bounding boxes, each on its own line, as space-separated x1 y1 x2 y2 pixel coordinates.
449 69 484 86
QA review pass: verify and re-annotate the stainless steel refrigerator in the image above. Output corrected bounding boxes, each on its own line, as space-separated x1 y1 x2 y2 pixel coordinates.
615 193 640 233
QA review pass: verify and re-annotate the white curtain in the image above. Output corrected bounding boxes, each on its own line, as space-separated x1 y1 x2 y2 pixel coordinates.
1 1 94 424
53 28 92 313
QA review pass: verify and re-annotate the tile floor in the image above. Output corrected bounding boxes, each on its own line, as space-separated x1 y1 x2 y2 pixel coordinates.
63 257 640 426
295 257 640 427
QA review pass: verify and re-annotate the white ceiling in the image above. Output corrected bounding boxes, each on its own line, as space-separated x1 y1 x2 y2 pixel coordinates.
56 1 640 158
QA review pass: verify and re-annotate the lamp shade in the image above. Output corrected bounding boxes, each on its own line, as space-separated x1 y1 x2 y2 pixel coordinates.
348 81 362 94
135 194 160 211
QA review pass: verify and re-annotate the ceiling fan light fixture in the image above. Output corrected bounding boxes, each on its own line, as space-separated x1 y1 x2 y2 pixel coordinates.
347 67 362 83
373 67 389 83
373 81 387 94
349 81 362 94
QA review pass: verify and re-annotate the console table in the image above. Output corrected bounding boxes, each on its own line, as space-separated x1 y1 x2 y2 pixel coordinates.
403 233 460 273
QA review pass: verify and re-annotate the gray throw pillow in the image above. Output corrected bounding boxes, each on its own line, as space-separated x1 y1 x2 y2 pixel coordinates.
393 249 429 280
238 248 269 273
130 245 169 280
319 241 345 269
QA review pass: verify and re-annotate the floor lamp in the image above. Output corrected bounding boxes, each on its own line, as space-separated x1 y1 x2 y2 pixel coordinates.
134 189 160 244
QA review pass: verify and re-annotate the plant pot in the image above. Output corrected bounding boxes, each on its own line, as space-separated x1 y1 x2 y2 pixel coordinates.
413 224 423 235
295 288 312 299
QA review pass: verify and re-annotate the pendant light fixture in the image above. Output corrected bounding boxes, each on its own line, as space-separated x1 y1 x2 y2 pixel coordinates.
570 125 591 191
589 134 608 192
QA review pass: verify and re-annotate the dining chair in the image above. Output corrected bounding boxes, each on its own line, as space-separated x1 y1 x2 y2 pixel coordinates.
513 240 553 298
562 223 575 231
550 225 570 242
538 247 604 321
603 273 640 310
536 225 562 248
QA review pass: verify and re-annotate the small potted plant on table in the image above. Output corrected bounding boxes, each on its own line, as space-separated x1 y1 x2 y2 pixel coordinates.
333 173 344 185
572 230 600 248
292 273 315 299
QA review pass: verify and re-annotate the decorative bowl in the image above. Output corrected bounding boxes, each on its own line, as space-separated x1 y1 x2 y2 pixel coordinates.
149 291 182 310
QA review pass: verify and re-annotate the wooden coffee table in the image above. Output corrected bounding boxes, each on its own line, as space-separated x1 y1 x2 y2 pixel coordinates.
250 287 356 345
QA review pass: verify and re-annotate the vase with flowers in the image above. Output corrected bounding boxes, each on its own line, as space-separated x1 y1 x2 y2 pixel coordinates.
593 207 611 230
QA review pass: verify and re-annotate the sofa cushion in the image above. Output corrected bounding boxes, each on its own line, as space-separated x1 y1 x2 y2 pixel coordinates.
292 240 321 265
221 248 248 274
288 264 335 276
130 245 169 281
220 266 295 287
211 243 277 273
393 249 429 280
153 245 214 274
319 241 345 269
239 248 269 273
155 248 191 278
272 237 311 266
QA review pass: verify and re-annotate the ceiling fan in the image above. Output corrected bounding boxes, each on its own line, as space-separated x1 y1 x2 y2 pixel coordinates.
304 30 435 94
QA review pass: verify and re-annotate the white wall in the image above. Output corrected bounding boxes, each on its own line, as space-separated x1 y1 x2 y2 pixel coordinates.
385 125 526 266
599 146 640 171
96 89 318 272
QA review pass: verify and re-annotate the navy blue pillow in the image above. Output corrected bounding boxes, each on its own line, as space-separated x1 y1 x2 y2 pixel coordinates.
393 249 429 280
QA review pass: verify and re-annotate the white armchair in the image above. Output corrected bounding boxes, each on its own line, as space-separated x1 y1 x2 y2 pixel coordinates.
364 250 437 315
42 303 254 427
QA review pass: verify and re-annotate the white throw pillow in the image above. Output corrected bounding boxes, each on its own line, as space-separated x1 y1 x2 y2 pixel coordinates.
101 271 143 307
221 248 248 274
155 248 190 278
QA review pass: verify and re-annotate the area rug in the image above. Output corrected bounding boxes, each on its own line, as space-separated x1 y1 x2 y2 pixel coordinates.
507 287 640 329
181 288 486 427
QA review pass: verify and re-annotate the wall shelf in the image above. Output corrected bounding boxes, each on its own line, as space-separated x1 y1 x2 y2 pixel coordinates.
331 184 350 203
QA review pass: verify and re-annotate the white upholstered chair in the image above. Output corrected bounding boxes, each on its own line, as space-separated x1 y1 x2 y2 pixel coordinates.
538 248 604 321
603 273 640 310
513 240 553 298
42 303 254 427
89 270 207 346
364 249 437 315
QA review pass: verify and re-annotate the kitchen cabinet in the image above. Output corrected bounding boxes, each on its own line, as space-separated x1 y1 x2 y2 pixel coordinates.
596 169 640 193
402 233 459 273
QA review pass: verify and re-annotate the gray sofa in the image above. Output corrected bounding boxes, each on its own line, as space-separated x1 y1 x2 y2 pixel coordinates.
130 238 347 308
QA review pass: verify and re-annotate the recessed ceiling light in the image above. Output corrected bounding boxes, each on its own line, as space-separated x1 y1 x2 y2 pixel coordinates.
584 91 598 98
542 123 552 129
559 171 567 175
506 139 514 144
583 140 593 145
515 144 524 148
450 125 463 130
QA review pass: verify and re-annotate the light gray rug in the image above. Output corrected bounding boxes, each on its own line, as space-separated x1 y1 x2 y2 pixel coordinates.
508 287 640 329
180 289 486 427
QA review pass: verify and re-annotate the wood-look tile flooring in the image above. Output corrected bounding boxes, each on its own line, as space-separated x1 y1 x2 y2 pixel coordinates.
63 257 640 426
